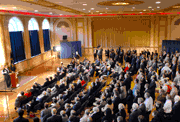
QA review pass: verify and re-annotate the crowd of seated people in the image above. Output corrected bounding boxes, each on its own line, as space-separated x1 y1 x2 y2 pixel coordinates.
13 46 180 122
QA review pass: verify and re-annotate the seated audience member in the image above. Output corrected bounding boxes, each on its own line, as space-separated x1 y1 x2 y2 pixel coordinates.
57 94 64 106
42 78 50 87
64 103 71 117
102 108 114 122
26 96 39 115
72 97 81 111
46 88 52 96
47 108 62 122
50 98 60 109
13 109 29 122
37 91 48 103
33 117 40 122
60 110 68 122
40 103 51 122
24 89 32 98
68 110 80 122
34 82 42 90
80 109 90 122
15 91 27 110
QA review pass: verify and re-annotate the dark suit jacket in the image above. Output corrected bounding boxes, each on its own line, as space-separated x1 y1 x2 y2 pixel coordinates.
129 109 141 122
13 116 29 122
92 112 102 122
73 101 81 111
113 96 121 114
138 103 146 116
47 115 62 122
172 101 180 121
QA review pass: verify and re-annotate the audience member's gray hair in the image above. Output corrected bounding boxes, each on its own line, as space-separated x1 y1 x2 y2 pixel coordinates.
138 97 144 103
118 103 125 110
60 110 66 116
70 110 76 115
85 109 90 115
174 95 180 102
132 103 139 110
93 107 99 113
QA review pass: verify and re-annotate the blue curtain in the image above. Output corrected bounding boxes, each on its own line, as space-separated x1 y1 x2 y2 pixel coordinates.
9 31 26 63
29 30 41 57
43 29 51 52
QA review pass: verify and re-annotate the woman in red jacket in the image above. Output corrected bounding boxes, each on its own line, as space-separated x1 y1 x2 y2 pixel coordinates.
24 89 32 98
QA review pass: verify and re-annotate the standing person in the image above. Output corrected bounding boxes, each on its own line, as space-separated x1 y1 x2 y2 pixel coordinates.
144 92 153 122
105 48 110 59
2 64 11 88
98 47 103 61
93 48 97 61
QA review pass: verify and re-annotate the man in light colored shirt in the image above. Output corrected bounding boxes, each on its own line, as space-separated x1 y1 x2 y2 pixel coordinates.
163 94 172 114
144 92 153 122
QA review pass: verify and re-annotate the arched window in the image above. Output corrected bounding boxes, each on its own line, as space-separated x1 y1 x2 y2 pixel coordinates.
28 18 41 57
8 17 26 63
42 19 51 51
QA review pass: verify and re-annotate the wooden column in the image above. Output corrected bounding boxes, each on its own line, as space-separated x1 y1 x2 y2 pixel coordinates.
88 17 92 47
38 19 45 53
84 17 88 48
167 15 171 40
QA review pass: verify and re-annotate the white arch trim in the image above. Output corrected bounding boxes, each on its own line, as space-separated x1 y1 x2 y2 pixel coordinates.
42 19 50 30
8 17 24 32
28 18 39 31
54 18 73 40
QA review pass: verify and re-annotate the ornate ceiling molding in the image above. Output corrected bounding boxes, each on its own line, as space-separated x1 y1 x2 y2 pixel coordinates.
18 0 86 15
97 0 144 6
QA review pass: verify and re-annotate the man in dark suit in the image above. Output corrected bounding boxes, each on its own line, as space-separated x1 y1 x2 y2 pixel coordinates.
40 103 51 122
47 108 62 122
91 107 102 122
137 98 146 117
171 61 177 80
105 49 110 58
94 48 98 61
13 109 29 122
172 95 180 122
97 47 103 61
129 103 141 122
113 91 121 114
72 97 81 111
110 49 116 61
136 56 140 73
42 78 50 88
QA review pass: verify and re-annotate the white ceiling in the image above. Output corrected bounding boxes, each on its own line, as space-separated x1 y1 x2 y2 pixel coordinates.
0 0 180 15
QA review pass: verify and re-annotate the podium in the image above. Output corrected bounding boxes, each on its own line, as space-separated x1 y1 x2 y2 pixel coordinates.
10 72 18 88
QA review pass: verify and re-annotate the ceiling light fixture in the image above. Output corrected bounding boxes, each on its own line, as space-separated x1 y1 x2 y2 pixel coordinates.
140 12 142 13
34 10 38 12
157 6 160 8
83 8 85 10
143 9 146 11
96 11 99 12
49 12 52 14
89 10 91 12
148 6 152 9
13 7 17 9
106 7 109 9
132 7 135 9
100 13 103 14
83 4 87 6
156 1 161 4
59 14 63 15
112 2 129 5
91 8 94 10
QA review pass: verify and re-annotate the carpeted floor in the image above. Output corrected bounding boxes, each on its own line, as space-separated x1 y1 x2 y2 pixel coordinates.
0 76 37 91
